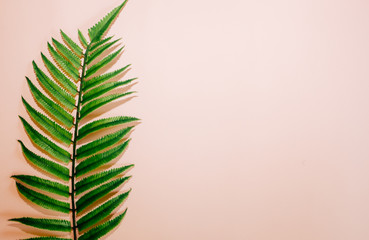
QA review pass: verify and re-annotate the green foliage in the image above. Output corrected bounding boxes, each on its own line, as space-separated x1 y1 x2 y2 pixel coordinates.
76 139 131 177
12 175 69 197
86 38 121 65
41 53 78 95
85 47 124 78
88 1 128 42
76 177 131 213
16 183 70 213
18 141 70 181
78 30 88 49
10 218 71 232
82 78 136 103
52 38 81 69
22 97 72 144
76 165 133 195
77 127 133 159
89 36 113 52
48 43 80 81
26 77 74 128
77 191 130 231
11 2 137 239
83 64 131 91
79 211 127 240
19 116 71 163
79 91 134 119
32 61 75 110
60 29 83 57
78 116 139 140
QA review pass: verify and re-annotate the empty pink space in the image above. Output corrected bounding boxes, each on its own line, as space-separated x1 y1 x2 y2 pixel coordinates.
1 0 369 239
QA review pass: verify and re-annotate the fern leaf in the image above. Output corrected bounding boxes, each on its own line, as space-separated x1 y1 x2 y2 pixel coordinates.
76 140 130 177
41 53 77 95
89 36 113 52
76 177 130 213
83 64 131 91
14 2 136 239
78 29 88 48
26 77 74 128
79 211 127 240
48 43 79 81
78 116 138 140
80 91 134 119
86 38 121 65
85 47 124 78
16 183 70 213
9 218 71 232
60 29 83 57
32 61 75 111
52 38 81 70
88 0 128 42
12 175 69 197
76 165 133 195
82 78 136 103
22 97 72 144
77 191 130 231
77 126 133 159
20 117 70 163
18 141 69 181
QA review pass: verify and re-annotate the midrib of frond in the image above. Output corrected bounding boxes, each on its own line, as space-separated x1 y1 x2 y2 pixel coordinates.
71 43 91 240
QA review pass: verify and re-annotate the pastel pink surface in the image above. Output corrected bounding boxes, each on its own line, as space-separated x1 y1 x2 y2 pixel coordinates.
1 0 369 239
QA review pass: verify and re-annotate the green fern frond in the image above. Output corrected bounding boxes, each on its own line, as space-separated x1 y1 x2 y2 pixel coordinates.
83 64 131 91
78 30 88 48
80 91 134 119
77 126 133 159
79 211 127 240
41 53 78 95
76 139 130 177
85 47 124 78
19 117 71 163
76 165 133 195
10 218 71 232
89 36 114 52
18 141 70 181
22 97 72 144
60 30 83 57
88 0 128 42
52 38 81 69
48 43 80 81
86 38 121 65
12 2 138 239
76 177 131 213
82 78 136 103
77 191 130 231
16 183 70 213
77 116 139 140
12 175 69 197
32 61 75 111
26 77 74 128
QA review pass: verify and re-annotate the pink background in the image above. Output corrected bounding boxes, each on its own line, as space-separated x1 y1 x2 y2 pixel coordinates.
1 0 369 239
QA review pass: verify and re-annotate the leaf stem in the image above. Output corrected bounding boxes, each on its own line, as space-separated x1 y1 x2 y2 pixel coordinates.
71 44 90 240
